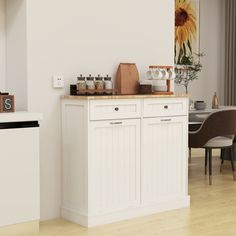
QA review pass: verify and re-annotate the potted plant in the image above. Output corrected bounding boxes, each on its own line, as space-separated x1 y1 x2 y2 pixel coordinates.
175 53 204 94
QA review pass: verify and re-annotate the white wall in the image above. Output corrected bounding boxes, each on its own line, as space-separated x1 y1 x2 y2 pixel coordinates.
175 0 225 105
0 0 6 90
6 0 28 110
25 0 175 220
3 0 226 221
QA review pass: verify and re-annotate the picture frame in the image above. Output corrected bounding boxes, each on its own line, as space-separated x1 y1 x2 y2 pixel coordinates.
175 0 200 65
191 0 200 55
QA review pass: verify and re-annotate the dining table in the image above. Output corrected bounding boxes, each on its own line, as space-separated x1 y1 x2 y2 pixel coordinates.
189 106 236 161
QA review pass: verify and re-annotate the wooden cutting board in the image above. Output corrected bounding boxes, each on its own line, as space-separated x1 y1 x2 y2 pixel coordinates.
115 63 139 95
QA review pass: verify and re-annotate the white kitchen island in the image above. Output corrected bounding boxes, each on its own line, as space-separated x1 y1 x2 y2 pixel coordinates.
0 112 42 234
61 95 189 227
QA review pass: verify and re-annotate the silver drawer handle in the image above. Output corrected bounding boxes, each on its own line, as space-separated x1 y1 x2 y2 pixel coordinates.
161 119 172 122
110 122 123 125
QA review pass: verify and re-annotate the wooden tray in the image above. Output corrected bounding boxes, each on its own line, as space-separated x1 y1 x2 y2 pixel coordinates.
152 91 174 95
77 89 117 96
70 85 117 96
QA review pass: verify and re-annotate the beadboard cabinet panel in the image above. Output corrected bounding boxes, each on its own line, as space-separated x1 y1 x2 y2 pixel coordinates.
61 97 189 227
89 119 140 215
142 116 188 204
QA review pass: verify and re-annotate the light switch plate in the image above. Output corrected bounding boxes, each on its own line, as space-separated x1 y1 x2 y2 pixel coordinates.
53 75 64 88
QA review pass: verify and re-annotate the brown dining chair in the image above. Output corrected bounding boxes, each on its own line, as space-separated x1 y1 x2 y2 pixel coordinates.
189 110 236 185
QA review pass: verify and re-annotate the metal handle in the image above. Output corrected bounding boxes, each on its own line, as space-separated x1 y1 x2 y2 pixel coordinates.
164 105 169 109
115 107 119 111
161 119 172 122
110 122 123 125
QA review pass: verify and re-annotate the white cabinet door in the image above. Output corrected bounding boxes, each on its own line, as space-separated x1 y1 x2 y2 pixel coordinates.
89 119 140 215
0 128 39 227
142 116 188 204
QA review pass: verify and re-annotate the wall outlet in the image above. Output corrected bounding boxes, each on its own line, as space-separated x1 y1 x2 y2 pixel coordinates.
53 75 64 88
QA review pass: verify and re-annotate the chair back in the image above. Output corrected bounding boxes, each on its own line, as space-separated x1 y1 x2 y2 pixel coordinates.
189 109 236 148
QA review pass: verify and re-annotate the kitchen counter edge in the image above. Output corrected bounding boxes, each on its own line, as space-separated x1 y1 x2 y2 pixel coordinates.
61 94 190 100
0 112 43 123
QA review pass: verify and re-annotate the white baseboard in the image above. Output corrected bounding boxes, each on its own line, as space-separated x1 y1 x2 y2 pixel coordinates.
61 196 190 228
61 208 88 227
0 221 39 236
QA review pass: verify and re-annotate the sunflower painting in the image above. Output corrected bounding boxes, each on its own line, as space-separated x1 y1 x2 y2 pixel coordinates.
175 0 199 65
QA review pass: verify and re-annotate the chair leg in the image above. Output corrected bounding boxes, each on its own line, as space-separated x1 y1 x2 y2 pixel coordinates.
220 148 224 173
205 148 208 175
230 147 236 181
220 148 224 159
209 148 212 185
189 148 192 163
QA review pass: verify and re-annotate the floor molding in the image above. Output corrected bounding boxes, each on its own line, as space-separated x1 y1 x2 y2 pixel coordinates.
62 197 190 227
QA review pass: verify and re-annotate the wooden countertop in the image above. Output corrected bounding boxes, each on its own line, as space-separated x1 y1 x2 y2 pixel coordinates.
61 94 189 100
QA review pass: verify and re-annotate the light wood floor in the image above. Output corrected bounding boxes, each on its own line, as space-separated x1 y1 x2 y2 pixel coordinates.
39 156 236 235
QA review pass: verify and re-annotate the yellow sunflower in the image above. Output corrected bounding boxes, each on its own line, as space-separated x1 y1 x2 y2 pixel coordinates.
175 0 196 49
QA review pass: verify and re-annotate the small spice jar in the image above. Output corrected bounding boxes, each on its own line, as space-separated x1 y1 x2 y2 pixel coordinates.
76 74 86 94
95 75 104 94
104 75 113 94
86 75 95 95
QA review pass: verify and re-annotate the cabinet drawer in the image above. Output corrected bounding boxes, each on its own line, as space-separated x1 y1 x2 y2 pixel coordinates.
143 98 188 117
90 99 141 121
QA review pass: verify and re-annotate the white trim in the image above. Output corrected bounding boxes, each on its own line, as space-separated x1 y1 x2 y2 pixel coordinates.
62 196 190 228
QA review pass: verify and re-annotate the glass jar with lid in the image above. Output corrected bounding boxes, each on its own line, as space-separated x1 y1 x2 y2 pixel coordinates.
77 74 86 94
104 75 113 94
95 75 104 94
86 75 95 95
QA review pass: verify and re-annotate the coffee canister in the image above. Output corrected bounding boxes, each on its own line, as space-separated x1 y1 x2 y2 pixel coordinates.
77 74 86 94
86 75 95 94
104 75 113 94
95 75 104 94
